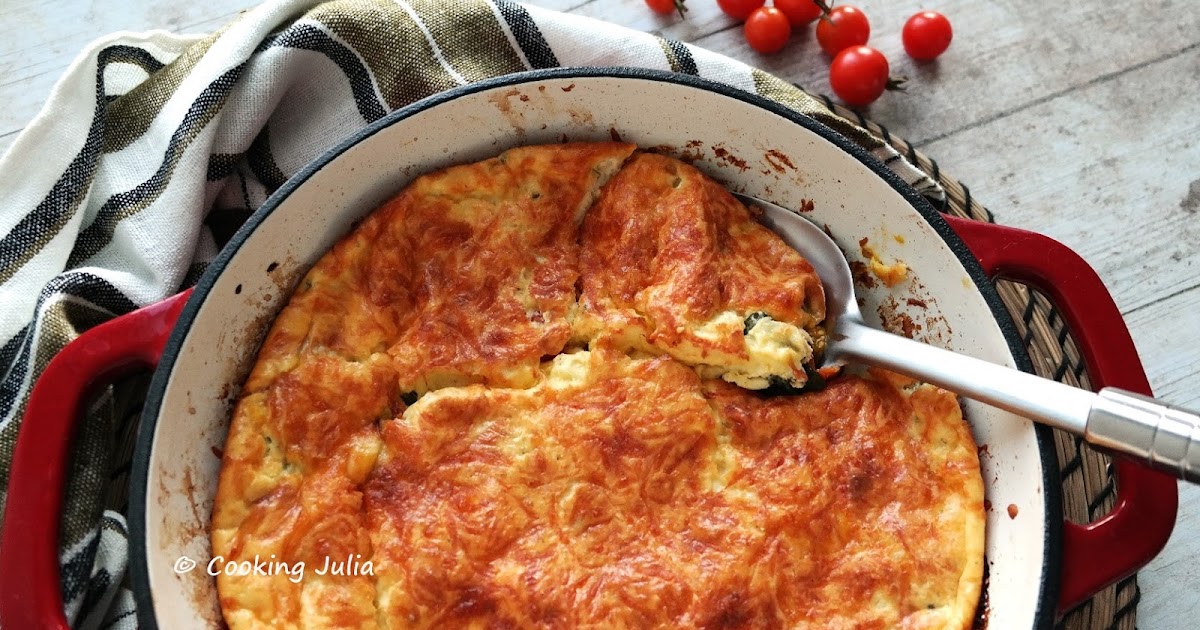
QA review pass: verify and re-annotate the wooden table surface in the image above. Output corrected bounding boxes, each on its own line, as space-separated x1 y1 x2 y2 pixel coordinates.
2 0 1197 627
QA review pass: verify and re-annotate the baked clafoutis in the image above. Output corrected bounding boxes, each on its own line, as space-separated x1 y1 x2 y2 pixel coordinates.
212 143 985 629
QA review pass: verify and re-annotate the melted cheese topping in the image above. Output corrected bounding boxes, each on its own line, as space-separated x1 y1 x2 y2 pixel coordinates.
213 354 394 629
577 152 826 390
241 141 637 394
213 144 983 630
362 353 983 628
691 311 817 389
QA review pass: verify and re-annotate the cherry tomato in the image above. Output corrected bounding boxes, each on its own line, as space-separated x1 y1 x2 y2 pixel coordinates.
902 11 953 61
744 7 792 54
815 5 870 56
644 0 684 16
774 0 823 26
718 0 766 21
829 45 889 107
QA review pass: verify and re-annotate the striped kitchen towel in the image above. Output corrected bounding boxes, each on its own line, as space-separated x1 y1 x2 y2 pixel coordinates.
0 0 940 627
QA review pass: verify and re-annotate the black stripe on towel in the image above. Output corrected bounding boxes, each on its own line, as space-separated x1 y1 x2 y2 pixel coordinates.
494 0 559 69
271 24 388 123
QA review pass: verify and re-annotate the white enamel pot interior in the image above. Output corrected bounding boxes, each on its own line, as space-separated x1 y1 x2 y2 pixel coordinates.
130 68 1060 629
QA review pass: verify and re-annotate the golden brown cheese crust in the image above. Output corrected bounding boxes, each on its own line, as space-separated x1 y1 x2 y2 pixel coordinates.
243 141 637 394
578 152 826 389
381 142 634 393
365 350 723 628
215 142 636 628
214 143 983 630
702 370 985 630
363 353 983 629
213 354 394 629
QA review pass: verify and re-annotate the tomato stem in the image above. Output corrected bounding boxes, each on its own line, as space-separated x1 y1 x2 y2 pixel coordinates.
886 75 909 92
814 0 834 25
674 0 688 19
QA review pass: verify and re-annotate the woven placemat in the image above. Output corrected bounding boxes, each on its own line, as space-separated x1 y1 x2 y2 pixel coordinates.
806 95 1139 630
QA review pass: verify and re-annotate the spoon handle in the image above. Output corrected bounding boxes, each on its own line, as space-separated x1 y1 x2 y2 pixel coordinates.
836 319 1200 482
1089 389 1200 483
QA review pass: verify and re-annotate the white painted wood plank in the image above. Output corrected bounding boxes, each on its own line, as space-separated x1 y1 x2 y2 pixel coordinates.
920 46 1200 340
0 0 258 154
1126 285 1200 410
1142 479 1200 630
561 0 1200 148
1126 283 1200 630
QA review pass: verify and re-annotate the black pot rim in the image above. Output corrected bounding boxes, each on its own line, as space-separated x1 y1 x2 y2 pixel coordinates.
129 66 1062 629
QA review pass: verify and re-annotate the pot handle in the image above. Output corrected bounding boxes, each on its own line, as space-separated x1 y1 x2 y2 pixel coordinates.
0 290 192 630
944 215 1178 615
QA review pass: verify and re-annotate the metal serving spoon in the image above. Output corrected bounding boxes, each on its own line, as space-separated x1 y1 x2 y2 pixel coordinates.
736 192 1200 484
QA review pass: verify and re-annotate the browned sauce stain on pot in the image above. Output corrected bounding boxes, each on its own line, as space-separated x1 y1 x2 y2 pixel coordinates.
609 127 623 142
897 313 922 339
711 145 749 172
906 277 953 345
798 199 815 213
764 149 796 173
876 296 923 339
182 465 225 626
155 463 225 626
186 569 226 628
850 260 877 289
1007 503 1019 519
487 88 528 142
242 290 281 348
681 146 705 164
647 143 705 165
568 108 594 126
490 88 521 114
211 255 305 411
157 474 171 524
983 499 992 511
221 283 290 406
218 381 238 408
266 254 302 294
846 232 954 347
561 83 575 92
864 272 955 349
181 467 205 534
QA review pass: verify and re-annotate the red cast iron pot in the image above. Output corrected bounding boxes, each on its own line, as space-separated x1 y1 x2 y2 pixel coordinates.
0 68 1178 629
